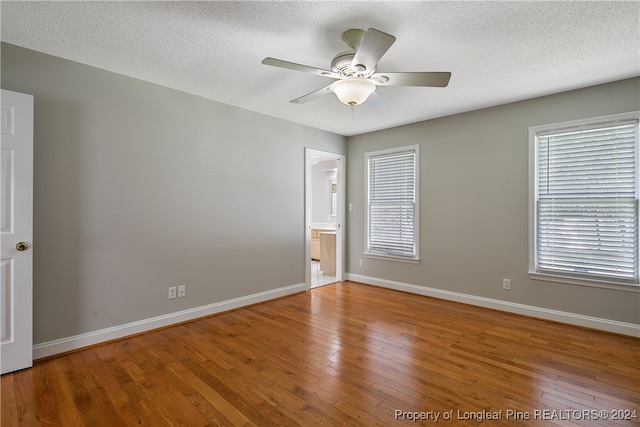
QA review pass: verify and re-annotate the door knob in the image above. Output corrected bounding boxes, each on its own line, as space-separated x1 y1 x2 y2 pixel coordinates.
16 242 29 251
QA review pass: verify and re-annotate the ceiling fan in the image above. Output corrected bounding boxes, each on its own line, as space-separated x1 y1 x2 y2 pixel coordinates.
262 28 451 107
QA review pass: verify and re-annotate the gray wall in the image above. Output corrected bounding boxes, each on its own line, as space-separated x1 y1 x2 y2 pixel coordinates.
1 43 346 344
346 77 640 325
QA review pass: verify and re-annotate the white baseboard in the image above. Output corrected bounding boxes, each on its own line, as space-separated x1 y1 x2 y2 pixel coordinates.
32 282 307 360
345 273 640 337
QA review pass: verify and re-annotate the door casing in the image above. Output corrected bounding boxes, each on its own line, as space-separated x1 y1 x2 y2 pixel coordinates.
305 148 345 288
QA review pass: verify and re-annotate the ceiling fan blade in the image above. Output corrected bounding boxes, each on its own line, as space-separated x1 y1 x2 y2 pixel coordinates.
290 85 333 104
371 72 451 87
262 57 342 79
350 28 396 75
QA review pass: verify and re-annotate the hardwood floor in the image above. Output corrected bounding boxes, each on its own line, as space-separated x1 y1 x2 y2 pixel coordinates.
2 281 639 426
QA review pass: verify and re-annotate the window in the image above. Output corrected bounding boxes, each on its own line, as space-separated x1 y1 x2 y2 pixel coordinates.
365 145 419 261
529 112 639 288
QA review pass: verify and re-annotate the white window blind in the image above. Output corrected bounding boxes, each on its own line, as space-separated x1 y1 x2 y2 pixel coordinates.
366 147 418 259
535 119 639 284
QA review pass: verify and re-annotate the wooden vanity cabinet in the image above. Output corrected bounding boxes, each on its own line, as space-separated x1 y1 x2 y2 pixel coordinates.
311 229 321 260
311 228 334 262
320 232 336 276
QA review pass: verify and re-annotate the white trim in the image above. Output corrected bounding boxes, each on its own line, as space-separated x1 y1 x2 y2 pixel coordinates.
345 273 640 337
32 283 307 360
529 111 640 136
364 253 420 264
528 271 640 292
305 148 345 289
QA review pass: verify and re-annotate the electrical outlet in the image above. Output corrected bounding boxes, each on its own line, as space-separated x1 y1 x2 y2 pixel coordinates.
168 286 177 299
178 285 186 298
359 259 364 267
503 279 511 290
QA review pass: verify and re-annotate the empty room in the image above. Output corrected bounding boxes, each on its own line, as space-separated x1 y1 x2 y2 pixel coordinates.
1 1 639 426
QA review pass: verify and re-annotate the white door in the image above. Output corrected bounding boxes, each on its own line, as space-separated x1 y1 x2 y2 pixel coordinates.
1 89 34 374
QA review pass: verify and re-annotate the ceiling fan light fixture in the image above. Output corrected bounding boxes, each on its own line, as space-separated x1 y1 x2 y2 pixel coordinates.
330 79 376 106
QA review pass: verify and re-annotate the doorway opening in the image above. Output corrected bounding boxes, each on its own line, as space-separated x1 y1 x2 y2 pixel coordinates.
305 149 344 289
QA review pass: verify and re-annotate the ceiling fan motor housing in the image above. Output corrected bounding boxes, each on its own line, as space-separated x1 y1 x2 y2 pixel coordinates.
331 52 372 78
331 28 372 78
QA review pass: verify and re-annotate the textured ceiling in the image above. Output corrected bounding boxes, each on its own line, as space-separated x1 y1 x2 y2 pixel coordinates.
1 1 639 136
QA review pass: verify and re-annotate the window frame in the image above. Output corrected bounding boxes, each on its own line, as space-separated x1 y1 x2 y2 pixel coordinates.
364 145 420 263
528 111 640 292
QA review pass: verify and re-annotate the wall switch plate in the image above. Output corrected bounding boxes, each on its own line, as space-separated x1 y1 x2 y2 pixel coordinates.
168 286 177 299
359 259 364 267
178 285 186 298
503 279 511 290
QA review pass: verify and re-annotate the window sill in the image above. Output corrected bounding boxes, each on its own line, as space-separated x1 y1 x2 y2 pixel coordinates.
364 253 420 264
528 271 640 292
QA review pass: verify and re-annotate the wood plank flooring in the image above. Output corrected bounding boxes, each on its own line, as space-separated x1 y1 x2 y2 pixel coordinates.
2 281 639 426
